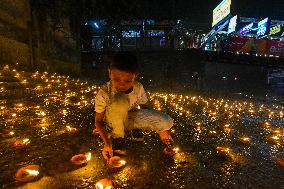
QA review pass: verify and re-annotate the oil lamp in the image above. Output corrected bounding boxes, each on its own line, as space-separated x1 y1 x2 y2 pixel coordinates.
15 165 40 183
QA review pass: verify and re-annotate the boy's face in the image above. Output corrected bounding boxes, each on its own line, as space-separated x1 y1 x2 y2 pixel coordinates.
109 68 137 92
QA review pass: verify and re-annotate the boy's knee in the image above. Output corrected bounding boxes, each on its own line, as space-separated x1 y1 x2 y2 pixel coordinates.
156 113 174 132
163 115 174 130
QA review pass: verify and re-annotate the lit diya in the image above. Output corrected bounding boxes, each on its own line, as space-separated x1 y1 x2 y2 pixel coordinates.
108 156 126 168
95 178 113 189
276 155 284 167
13 138 30 149
66 126 78 135
207 130 217 137
238 136 251 145
0 129 14 138
15 164 40 183
70 152 91 165
163 147 179 157
219 124 233 132
216 146 231 159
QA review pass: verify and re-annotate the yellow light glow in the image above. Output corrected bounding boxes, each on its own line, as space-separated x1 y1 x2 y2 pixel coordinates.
86 152 92 161
25 169 39 176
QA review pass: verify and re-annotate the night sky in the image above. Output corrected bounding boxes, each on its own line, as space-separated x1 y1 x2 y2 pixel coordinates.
101 0 283 23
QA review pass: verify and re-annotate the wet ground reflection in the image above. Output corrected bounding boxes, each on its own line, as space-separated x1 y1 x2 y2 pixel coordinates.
0 65 284 188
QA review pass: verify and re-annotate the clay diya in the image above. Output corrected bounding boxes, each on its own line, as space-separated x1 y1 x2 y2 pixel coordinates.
238 136 251 145
15 164 40 183
0 129 14 138
216 146 231 159
219 124 233 133
276 156 284 167
163 147 179 157
108 156 126 168
207 130 217 137
66 126 78 135
95 178 113 189
13 138 30 149
70 152 91 165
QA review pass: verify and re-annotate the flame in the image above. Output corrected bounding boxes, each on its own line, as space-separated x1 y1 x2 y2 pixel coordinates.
119 159 126 166
95 182 104 189
26 169 39 176
86 152 92 161
173 147 180 153
23 139 30 144
9 131 14 136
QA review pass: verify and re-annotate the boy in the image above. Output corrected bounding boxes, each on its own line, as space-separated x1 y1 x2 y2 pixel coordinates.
94 51 173 161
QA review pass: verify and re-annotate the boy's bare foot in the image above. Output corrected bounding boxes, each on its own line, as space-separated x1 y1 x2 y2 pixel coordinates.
159 130 173 145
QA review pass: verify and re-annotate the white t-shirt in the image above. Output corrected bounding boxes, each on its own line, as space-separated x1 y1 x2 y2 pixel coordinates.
95 81 148 113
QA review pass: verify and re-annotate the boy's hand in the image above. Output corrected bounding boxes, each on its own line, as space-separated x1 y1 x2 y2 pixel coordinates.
102 144 113 161
92 128 99 135
159 130 173 145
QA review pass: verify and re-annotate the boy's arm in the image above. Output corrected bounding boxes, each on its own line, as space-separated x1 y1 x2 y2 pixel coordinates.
139 100 153 109
95 112 113 161
95 111 112 147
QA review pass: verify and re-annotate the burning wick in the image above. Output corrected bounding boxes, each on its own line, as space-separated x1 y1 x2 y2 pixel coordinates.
70 152 91 165
95 179 113 189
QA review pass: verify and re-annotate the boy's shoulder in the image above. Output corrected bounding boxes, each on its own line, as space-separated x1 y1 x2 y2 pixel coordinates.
97 82 111 93
134 81 143 88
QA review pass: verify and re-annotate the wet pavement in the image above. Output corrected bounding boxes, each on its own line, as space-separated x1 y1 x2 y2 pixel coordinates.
0 65 284 189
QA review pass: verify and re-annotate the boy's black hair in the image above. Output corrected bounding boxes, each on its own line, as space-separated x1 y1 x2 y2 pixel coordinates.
109 51 139 73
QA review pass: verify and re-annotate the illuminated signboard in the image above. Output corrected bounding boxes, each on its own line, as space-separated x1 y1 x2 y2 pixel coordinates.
228 15 238 34
257 18 269 37
122 30 140 38
239 22 254 35
147 30 164 37
269 24 281 35
212 0 231 27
